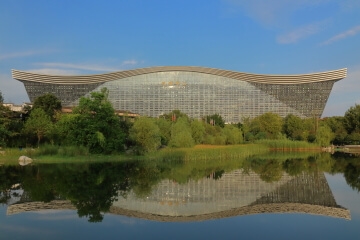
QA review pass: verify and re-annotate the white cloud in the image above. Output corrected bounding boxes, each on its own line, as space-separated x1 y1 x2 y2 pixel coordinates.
321 25 360 45
277 21 326 44
224 0 328 26
122 60 138 65
32 59 140 74
0 49 56 61
34 62 121 72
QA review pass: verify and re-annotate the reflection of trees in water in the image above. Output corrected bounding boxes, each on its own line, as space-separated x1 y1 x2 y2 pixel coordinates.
331 152 360 192
1 152 360 222
344 164 360 191
247 159 283 182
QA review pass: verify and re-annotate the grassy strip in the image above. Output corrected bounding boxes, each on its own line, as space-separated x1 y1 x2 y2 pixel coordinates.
148 144 270 162
255 139 320 151
1 144 268 164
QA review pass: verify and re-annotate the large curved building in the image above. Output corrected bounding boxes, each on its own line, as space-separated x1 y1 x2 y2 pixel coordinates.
12 66 347 122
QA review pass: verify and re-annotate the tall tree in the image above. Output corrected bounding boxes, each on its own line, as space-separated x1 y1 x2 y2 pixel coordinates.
0 105 12 147
344 104 360 134
0 90 4 103
155 117 171 145
24 108 52 146
33 93 62 121
190 119 205 144
130 117 161 153
250 112 283 139
223 125 243 144
169 117 194 148
315 124 334 146
70 88 125 153
283 114 305 140
323 116 348 145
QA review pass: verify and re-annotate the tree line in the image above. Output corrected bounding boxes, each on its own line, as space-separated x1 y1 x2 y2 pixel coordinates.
1 88 360 154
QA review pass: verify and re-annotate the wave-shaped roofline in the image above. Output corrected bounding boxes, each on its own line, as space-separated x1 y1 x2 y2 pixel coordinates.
12 66 347 85
7 200 350 221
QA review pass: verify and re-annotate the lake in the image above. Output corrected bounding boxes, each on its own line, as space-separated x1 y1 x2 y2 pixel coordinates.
1 152 359 239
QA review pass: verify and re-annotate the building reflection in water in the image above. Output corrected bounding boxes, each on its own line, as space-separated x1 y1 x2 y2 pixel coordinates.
110 170 350 221
7 170 350 221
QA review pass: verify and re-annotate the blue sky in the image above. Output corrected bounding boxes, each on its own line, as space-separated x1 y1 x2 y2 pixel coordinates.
0 0 359 117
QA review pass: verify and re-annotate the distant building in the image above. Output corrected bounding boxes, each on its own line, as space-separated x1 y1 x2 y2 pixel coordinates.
2 103 32 112
12 66 347 122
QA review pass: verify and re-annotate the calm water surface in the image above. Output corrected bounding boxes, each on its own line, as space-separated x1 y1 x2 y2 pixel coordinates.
1 152 359 240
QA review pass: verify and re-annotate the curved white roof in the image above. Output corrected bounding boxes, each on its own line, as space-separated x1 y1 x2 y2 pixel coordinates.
12 66 347 85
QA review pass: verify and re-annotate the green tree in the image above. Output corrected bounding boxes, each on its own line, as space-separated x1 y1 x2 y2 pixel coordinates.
344 104 360 134
155 117 171 145
130 117 161 153
70 88 125 153
0 104 12 147
323 116 348 145
169 117 195 147
53 113 78 145
0 90 4 103
344 163 360 192
223 125 243 144
283 114 306 140
315 124 334 146
345 132 360 145
33 93 62 121
24 108 52 146
206 113 225 128
250 112 283 139
161 110 189 122
191 119 205 144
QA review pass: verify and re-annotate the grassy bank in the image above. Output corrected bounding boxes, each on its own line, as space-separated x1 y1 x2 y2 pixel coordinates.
1 141 321 165
0 140 320 165
0 144 269 165
150 144 270 162
255 139 320 151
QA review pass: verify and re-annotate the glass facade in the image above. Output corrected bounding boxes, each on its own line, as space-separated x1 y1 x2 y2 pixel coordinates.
19 70 339 123
22 81 102 106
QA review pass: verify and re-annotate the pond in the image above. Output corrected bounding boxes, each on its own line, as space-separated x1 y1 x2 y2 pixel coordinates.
1 152 359 239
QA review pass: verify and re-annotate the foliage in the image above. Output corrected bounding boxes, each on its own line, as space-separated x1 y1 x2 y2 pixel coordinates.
250 112 283 139
0 105 11 147
344 104 360 134
0 90 3 103
155 117 171 145
223 125 243 144
160 110 189 122
33 93 62 121
283 114 307 140
323 116 347 145
23 108 53 146
345 132 360 145
130 117 161 153
69 88 125 154
169 117 195 148
315 124 334 146
190 119 205 144
206 113 225 128
202 123 223 145
250 159 283 182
